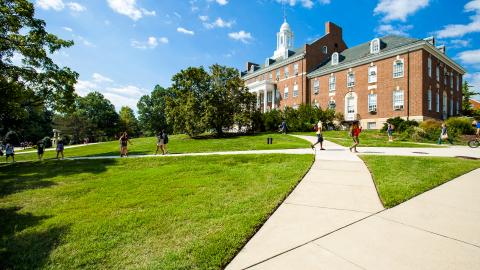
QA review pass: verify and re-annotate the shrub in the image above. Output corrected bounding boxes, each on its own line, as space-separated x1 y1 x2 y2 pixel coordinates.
42 136 52 148
381 117 418 133
419 119 442 141
263 109 282 132
445 117 475 135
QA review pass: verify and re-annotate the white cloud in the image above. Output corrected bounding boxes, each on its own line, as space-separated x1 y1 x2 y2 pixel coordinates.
62 26 73 32
274 0 329 9
199 15 209 22
189 0 199 12
106 0 155 21
228 30 253 44
374 0 430 22
37 0 64 10
216 0 228 5
131 36 168 49
66 2 86 12
173 12 182 18
73 35 95 47
465 73 480 99
177 27 195 35
448 39 471 49
457 49 480 65
434 0 480 38
204 17 234 29
93 73 113 83
376 24 413 36
75 80 98 96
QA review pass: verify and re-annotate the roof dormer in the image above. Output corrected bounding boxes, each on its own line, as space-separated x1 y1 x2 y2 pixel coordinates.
331 52 339 65
370 38 380 54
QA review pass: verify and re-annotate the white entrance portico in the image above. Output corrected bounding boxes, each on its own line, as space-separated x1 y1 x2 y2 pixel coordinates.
246 80 277 112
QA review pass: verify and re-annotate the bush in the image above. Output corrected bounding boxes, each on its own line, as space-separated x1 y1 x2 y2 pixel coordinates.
381 117 418 133
42 136 52 148
445 117 475 135
419 119 442 141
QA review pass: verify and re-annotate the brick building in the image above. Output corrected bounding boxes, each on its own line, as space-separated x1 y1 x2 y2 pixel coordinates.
241 20 466 129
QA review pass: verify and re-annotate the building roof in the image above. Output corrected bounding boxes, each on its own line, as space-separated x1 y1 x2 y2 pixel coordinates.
308 35 421 77
241 47 305 77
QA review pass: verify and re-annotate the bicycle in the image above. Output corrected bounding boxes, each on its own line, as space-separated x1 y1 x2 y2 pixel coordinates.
468 137 480 148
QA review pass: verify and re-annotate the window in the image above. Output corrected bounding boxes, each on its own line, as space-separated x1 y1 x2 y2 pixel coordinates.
329 74 336 92
346 97 355 113
450 72 454 88
267 91 272 102
393 90 404 110
368 66 377 83
367 122 377 129
393 59 404 78
284 66 289 78
428 57 432 77
347 71 355 87
436 92 440 112
444 67 447 85
428 89 432 111
436 65 440 81
269 73 272 80
443 93 447 114
456 101 459 114
450 97 453 116
265 58 270 67
328 100 336 110
313 79 320 94
331 52 339 65
294 63 299 75
368 93 377 112
456 75 460 91
370 38 380 54
293 82 298 97
322 46 328 54
276 70 280 80
284 86 289 99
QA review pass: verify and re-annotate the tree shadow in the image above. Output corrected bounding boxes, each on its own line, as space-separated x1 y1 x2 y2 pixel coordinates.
0 207 68 269
0 159 116 198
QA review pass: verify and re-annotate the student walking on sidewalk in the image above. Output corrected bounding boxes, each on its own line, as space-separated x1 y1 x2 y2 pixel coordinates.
438 123 453 145
311 120 325 150
349 122 362 153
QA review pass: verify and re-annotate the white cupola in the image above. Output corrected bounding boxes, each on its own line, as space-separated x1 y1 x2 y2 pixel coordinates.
273 18 294 60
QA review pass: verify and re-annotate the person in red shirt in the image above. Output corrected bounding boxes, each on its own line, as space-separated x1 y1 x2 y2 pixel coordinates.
349 122 362 153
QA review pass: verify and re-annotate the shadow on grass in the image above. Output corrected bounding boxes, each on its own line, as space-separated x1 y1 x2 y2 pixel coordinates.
0 207 68 269
0 159 116 198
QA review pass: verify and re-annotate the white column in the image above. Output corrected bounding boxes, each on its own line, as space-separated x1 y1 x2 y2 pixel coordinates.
264 88 268 112
272 89 276 109
256 91 260 109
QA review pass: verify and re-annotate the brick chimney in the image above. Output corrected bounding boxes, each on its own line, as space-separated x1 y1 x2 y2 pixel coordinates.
325 21 343 37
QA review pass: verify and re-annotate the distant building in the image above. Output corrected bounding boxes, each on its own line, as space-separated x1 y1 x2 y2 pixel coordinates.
470 99 480 110
241 20 466 129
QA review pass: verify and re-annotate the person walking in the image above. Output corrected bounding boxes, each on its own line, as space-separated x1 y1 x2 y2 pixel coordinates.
160 129 169 155
349 122 362 153
387 123 394 142
119 132 132 157
56 140 64 160
280 120 287 134
438 123 453 145
5 143 15 163
311 120 326 151
37 140 45 161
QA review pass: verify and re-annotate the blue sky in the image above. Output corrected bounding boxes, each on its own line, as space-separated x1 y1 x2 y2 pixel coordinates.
33 0 480 110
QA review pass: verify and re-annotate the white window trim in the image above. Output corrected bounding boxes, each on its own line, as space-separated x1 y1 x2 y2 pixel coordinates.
393 59 404 78
294 63 299 76
284 86 289 99
436 92 440 112
370 38 380 54
427 89 432 111
284 66 289 79
313 79 320 94
436 65 440 81
293 82 299 97
322 46 328 54
331 52 339 65
368 65 377 83
368 93 377 112
393 90 404 110
347 71 355 87
428 57 432 78
329 74 336 92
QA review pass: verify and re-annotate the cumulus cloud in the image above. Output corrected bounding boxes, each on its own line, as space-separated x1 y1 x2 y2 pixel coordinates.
434 0 480 38
36 0 86 12
131 36 168 49
106 0 155 21
376 24 413 36
464 73 480 99
199 15 209 21
216 0 228 5
177 27 195 35
448 39 471 49
66 2 86 12
93 73 113 83
72 35 95 47
203 17 234 29
62 26 73 32
275 0 330 9
374 0 430 22
457 49 480 65
228 30 253 44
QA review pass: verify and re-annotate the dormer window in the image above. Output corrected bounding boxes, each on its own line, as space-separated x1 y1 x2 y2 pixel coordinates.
370 38 380 54
249 65 255 73
331 52 339 65
322 46 328 54
265 58 270 67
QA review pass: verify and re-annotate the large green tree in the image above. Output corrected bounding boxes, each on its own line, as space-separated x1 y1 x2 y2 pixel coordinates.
462 81 478 115
76 92 119 139
0 0 78 138
137 85 171 135
119 106 140 136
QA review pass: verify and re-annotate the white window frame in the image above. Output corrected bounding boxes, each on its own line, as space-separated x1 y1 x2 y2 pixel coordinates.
393 59 404 78
443 93 447 114
450 72 454 88
328 100 336 110
331 52 339 65
370 38 380 54
276 70 280 80
269 73 272 80
436 65 440 81
329 74 336 92
456 75 460 91
368 93 377 112
322 46 328 54
427 88 432 111
436 92 440 112
284 66 289 79
313 79 320 94
284 86 289 99
347 71 355 87
393 90 404 110
427 57 432 78
368 65 377 83
294 63 299 76
267 91 272 102
293 82 299 97
450 97 453 116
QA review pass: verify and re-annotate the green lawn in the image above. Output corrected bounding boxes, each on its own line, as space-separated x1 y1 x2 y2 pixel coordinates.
12 133 309 162
0 154 313 269
293 130 442 148
361 155 480 208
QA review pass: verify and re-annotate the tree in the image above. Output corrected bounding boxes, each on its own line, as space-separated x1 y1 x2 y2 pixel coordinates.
76 92 119 140
137 85 171 136
462 81 479 115
1 0 79 138
119 106 140 136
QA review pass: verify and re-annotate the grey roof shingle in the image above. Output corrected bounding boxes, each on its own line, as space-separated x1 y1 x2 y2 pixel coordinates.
307 35 421 77
241 47 305 77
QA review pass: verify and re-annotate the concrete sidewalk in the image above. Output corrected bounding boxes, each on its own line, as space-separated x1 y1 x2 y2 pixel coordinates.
358 145 480 159
226 136 384 269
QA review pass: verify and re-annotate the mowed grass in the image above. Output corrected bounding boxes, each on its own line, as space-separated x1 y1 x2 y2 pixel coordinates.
294 130 442 148
361 155 480 208
13 133 309 162
0 154 313 269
